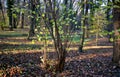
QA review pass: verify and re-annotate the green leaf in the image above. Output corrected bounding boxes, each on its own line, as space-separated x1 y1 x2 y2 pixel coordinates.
42 13 45 17
32 40 35 44
75 22 78 25
12 14 17 18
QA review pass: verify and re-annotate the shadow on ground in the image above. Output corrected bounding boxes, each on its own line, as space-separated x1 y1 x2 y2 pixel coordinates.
0 34 28 38
0 47 120 77
0 43 41 53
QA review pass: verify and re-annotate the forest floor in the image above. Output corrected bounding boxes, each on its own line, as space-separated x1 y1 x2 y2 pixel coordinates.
0 29 120 77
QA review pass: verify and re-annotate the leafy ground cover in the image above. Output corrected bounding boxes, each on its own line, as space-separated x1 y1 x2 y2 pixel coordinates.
0 30 120 77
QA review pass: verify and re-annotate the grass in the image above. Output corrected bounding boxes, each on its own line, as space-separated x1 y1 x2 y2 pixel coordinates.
0 30 28 38
0 29 39 53
0 28 94 54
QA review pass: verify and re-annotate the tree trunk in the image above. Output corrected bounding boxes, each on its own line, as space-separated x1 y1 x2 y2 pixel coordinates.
13 17 17 28
28 0 36 39
7 0 14 31
9 11 13 31
21 0 25 29
96 31 98 46
112 0 120 66
0 0 6 30
106 0 113 42
0 0 5 24
79 0 88 52
21 13 24 29
56 48 66 72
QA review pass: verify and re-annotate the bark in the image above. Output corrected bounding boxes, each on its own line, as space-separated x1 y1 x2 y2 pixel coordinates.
13 0 20 28
28 0 36 39
85 0 89 38
112 0 120 66
13 17 17 28
56 48 66 72
21 13 24 29
7 0 14 31
79 0 88 52
107 0 113 42
21 0 25 29
0 0 6 30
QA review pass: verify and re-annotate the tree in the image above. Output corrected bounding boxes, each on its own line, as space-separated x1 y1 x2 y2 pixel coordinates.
106 0 113 42
78 0 89 52
21 0 25 29
28 0 37 39
112 0 120 66
0 0 6 30
12 0 21 28
7 0 14 30
90 8 107 46
42 0 67 72
36 0 78 72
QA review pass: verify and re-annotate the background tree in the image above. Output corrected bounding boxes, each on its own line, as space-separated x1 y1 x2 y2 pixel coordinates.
7 0 14 30
112 0 120 66
90 9 107 45
12 0 21 28
28 0 37 39
106 0 113 42
21 0 25 29
78 0 89 52
0 0 6 30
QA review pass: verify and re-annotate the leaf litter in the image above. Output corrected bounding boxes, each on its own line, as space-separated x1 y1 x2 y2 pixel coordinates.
0 37 120 77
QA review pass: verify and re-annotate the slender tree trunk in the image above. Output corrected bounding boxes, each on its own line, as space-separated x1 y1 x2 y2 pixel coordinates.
0 0 6 30
8 13 13 30
13 17 17 28
16 0 20 28
21 0 25 29
7 0 14 31
112 0 120 66
28 0 36 39
13 0 21 28
85 0 89 38
79 0 88 52
96 31 99 46
107 0 113 42
21 13 24 29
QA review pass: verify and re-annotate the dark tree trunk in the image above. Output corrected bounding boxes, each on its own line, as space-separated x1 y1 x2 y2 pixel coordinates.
7 0 14 31
106 0 113 42
56 48 66 72
28 0 36 39
21 13 24 29
112 0 120 66
21 0 25 29
13 0 21 28
13 17 17 28
9 15 13 30
0 0 6 30
79 0 88 52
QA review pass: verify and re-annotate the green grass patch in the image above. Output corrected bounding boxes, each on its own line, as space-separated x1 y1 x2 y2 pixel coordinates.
0 44 41 53
0 31 28 38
